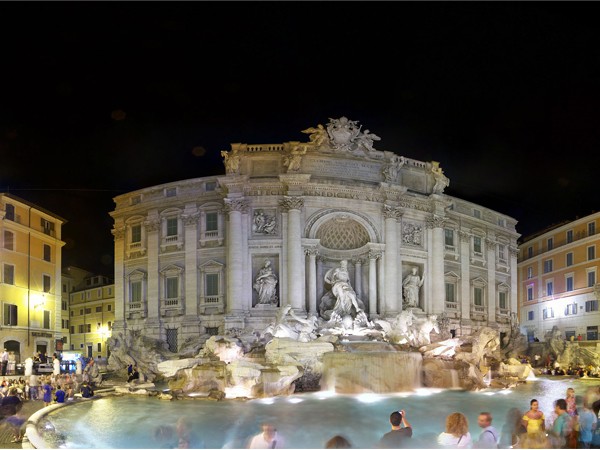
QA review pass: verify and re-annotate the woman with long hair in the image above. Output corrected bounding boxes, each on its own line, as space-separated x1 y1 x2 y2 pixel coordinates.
437 412 472 448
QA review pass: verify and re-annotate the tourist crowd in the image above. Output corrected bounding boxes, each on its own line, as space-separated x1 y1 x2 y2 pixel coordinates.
0 372 96 444
218 386 600 449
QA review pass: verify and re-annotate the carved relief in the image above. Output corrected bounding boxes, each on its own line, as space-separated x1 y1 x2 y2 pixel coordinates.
402 222 424 247
252 209 277 235
279 196 304 211
458 230 471 243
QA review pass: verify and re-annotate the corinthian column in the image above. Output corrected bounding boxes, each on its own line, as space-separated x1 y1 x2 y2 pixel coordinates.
368 251 380 318
486 237 497 323
427 214 447 315
383 205 402 316
280 196 305 311
224 198 248 313
305 248 318 315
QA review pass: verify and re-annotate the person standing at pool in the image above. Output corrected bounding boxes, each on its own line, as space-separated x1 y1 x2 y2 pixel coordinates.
567 388 578 417
523 399 545 434
378 410 413 449
577 398 596 449
248 422 285 449
437 412 472 448
473 412 499 448
549 399 572 448
42 376 53 407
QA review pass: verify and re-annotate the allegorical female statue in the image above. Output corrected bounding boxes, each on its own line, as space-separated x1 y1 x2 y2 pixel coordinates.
402 266 424 308
253 260 278 305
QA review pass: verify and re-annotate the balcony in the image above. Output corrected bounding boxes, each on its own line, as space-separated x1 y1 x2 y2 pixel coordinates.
200 229 223 247
444 301 460 318
161 234 183 251
160 297 185 317
470 304 487 321
126 241 147 258
126 301 147 319
199 295 224 314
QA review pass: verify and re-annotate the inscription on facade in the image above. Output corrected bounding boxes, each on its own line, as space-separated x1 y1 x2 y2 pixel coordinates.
302 157 382 182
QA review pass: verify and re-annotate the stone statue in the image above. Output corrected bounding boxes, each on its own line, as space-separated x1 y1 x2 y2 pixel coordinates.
382 155 405 183
431 161 449 194
411 314 439 347
301 124 328 147
322 260 370 329
263 304 319 342
252 210 276 234
24 357 33 377
326 116 361 152
402 267 424 308
356 129 381 153
253 260 279 305
283 145 307 172
221 148 241 174
375 309 415 345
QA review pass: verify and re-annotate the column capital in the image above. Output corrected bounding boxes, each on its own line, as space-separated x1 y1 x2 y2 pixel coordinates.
485 237 497 249
224 198 249 213
182 213 199 226
352 257 364 265
508 245 519 257
111 226 125 241
368 250 382 260
383 204 403 220
280 196 304 211
304 247 319 257
458 229 471 242
426 214 447 229
144 219 160 233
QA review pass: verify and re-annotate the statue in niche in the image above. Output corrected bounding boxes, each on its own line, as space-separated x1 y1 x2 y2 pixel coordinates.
253 260 279 305
302 124 329 147
382 155 405 183
402 266 424 309
320 260 370 329
356 129 381 153
431 161 449 194
221 147 241 174
252 210 277 235
283 145 307 172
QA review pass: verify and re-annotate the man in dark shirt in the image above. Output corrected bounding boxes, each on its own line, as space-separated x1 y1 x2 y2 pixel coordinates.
378 410 413 449
54 385 66 403
81 382 94 398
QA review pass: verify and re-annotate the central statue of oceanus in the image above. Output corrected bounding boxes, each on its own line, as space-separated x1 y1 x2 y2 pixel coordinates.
319 260 371 330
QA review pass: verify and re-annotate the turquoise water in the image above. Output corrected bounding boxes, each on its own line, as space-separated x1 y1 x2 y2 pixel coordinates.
39 376 599 449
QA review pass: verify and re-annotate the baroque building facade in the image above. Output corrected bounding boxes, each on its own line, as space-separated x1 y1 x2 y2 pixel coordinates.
518 212 600 342
0 193 65 361
110 117 520 352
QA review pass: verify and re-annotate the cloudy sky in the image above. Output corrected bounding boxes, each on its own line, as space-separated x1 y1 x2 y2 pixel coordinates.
2 3 600 275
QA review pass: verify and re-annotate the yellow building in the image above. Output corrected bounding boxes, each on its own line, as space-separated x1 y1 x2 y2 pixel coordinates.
60 266 94 351
68 275 114 359
0 193 65 363
518 212 600 342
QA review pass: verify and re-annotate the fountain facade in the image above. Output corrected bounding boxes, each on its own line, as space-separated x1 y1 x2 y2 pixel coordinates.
109 116 520 367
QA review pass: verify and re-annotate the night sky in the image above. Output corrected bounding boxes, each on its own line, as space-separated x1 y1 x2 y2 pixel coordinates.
2 3 600 276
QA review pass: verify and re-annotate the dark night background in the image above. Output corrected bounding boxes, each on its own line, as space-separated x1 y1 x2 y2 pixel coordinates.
2 2 600 277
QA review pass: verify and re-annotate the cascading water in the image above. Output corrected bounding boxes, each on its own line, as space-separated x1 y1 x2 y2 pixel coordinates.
320 342 423 393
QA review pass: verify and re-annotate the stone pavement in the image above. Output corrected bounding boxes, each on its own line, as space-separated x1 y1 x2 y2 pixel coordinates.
0 400 46 449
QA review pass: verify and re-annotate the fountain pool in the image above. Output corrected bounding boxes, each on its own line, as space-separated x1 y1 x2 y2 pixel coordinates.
34 377 598 449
